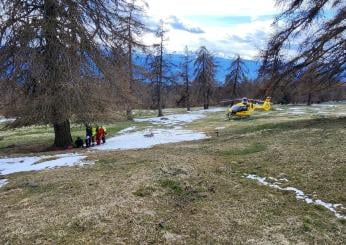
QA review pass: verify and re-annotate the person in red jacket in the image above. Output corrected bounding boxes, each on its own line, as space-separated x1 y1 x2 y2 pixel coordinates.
99 126 106 144
96 126 102 145
96 126 106 145
101 126 107 143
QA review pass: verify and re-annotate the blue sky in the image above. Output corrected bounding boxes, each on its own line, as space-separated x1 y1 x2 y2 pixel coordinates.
142 0 279 59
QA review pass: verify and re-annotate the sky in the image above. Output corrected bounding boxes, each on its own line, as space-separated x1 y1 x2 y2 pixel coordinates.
141 0 280 60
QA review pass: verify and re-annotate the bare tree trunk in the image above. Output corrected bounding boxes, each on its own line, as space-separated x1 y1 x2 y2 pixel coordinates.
202 53 209 110
307 92 312 106
186 79 191 111
126 11 134 120
203 77 209 109
157 70 163 117
44 0 73 147
53 120 73 147
184 46 191 111
158 85 163 117
232 56 240 97
126 43 133 120
204 89 209 109
158 32 164 117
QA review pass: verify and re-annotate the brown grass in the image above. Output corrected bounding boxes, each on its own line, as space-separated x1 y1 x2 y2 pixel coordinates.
0 109 345 243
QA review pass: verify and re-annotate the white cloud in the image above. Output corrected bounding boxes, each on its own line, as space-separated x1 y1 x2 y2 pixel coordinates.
142 0 279 59
146 0 278 19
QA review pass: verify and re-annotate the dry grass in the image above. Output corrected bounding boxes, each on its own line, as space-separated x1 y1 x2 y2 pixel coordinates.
0 105 345 243
0 121 137 156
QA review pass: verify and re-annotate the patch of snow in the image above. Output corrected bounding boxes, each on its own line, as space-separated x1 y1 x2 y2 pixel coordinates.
95 128 208 151
0 116 15 124
0 179 8 188
279 178 289 182
247 174 269 185
216 127 226 130
202 107 225 112
118 126 137 134
163 232 183 242
246 174 345 219
268 177 279 182
286 107 306 115
290 111 306 115
0 108 220 182
135 113 205 126
0 153 89 176
134 107 224 126
311 104 336 108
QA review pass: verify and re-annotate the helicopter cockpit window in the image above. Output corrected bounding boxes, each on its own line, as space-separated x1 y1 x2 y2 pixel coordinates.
231 105 248 112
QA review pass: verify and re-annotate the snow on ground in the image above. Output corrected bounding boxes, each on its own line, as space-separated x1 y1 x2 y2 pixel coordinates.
274 103 346 117
96 108 224 151
202 108 225 113
246 174 345 219
311 104 337 108
135 113 205 126
0 153 89 176
95 128 208 151
0 116 15 124
134 107 223 126
118 126 138 134
288 107 306 115
0 108 221 185
0 179 8 188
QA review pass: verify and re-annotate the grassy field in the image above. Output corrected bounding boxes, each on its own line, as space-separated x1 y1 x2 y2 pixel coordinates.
0 104 345 244
0 119 146 156
0 107 201 156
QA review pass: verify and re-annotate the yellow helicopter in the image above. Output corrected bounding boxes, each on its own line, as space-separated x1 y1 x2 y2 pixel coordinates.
221 97 272 119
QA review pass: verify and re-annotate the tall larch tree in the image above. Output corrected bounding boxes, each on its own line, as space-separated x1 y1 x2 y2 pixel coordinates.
0 0 141 147
146 21 167 117
181 46 193 111
225 54 248 98
260 0 345 96
194 46 216 109
119 0 148 119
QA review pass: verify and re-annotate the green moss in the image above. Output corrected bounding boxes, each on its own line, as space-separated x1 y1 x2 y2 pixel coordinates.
303 223 312 232
159 179 183 194
223 143 266 156
133 186 156 197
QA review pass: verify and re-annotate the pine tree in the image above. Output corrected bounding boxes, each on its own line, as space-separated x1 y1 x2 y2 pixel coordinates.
225 55 248 98
180 46 193 111
261 0 345 89
0 0 142 147
120 0 148 119
194 46 216 109
146 21 168 117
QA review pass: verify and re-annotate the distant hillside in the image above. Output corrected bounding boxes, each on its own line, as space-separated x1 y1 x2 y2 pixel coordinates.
133 52 261 83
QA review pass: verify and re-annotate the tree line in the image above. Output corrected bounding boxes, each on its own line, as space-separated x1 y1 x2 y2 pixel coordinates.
0 0 345 147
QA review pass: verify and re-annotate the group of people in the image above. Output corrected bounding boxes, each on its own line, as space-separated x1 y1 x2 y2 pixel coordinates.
75 125 107 148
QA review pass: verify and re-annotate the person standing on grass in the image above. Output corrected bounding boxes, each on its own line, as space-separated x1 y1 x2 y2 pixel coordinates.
96 126 102 145
91 126 97 146
98 126 106 144
101 126 107 143
85 124 92 147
